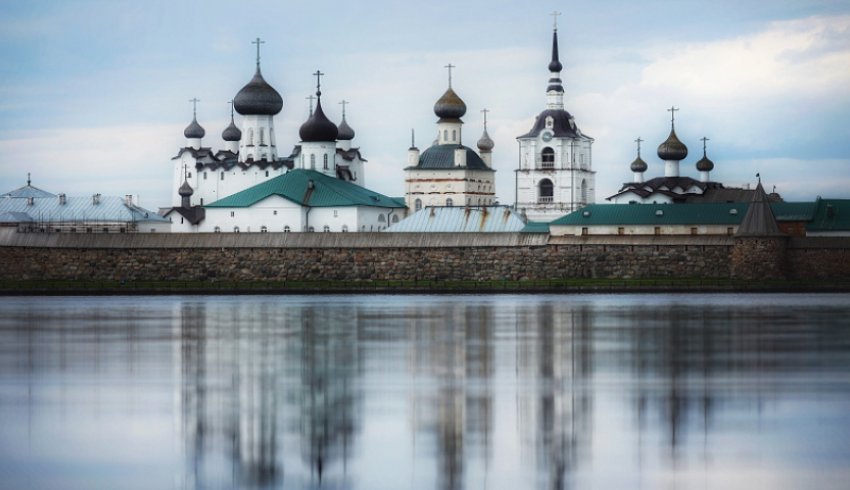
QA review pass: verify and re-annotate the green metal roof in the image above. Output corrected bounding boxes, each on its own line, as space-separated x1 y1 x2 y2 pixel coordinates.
206 169 407 209
550 202 819 227
520 221 551 233
807 199 850 231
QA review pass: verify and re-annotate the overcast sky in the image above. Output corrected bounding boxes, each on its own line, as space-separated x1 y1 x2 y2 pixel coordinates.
1 0 848 209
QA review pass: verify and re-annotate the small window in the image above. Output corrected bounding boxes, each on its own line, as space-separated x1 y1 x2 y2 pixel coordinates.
333 210 338 217
284 225 290 233
446 198 453 207
323 225 330 232
214 226 221 233
248 128 254 145
323 154 329 169
221 172 225 180
452 129 456 141
265 170 269 177
199 198 203 205
230 211 235 217
727 227 734 236
259 128 265 145
273 210 277 215
260 225 268 233
654 226 661 236
308 226 315 232
180 217 184 224
415 198 422 211
690 227 698 235
188 172 192 179
378 214 386 222
234 226 240 233
342 225 348 232
618 227 624 236
310 154 316 169
581 227 588 236
391 215 399 223
443 129 448 141
545 116 554 128
203 172 207 180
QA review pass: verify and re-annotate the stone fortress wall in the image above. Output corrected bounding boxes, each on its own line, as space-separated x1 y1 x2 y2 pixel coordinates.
1 229 847 283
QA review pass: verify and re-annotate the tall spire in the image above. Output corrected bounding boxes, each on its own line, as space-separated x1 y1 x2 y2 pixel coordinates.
549 11 563 73
545 14 565 110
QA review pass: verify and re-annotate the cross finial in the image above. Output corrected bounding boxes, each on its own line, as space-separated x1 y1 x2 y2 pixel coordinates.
700 136 710 155
27 172 31 186
228 100 234 120
339 99 349 119
481 108 490 129
189 97 200 118
411 128 415 148
313 70 325 97
667 106 679 129
306 94 315 116
252 37 265 68
183 163 189 181
634 137 644 156
444 63 455 88
551 11 561 31
756 172 761 184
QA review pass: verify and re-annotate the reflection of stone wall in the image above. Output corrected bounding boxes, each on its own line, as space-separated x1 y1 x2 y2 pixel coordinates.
1 231 848 282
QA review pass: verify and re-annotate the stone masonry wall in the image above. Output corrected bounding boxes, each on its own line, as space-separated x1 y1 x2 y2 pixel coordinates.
0 243 732 282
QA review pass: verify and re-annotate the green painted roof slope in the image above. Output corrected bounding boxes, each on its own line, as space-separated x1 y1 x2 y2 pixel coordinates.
807 199 850 231
206 169 407 209
551 202 820 227
520 221 551 233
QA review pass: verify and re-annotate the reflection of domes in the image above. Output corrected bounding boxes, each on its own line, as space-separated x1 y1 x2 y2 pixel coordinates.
299 99 338 142
234 68 283 115
434 88 467 120
630 156 648 173
337 117 355 141
477 129 494 152
178 180 193 197
184 118 205 139
696 155 714 172
657 129 688 161
222 119 242 142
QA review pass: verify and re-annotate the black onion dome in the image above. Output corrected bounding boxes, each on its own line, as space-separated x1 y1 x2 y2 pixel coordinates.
549 30 563 72
337 117 355 141
222 119 242 142
657 129 688 161
233 68 283 115
696 154 714 172
630 156 648 173
477 129 494 152
434 87 467 120
178 180 194 197
184 118 205 139
299 99 338 142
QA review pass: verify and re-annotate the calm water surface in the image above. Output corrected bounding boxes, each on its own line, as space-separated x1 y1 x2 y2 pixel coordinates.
0 293 849 490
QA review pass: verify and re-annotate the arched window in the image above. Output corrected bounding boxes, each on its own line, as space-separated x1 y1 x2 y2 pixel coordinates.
284 225 290 233
446 198 453 207
323 154 329 169
308 226 315 232
248 128 254 145
391 215 399 223
415 198 422 211
539 179 554 203
452 129 456 142
310 154 316 169
259 128 265 145
234 226 240 233
260 225 268 233
581 179 588 204
541 147 555 169
443 130 448 141
214 226 220 233
378 214 386 222
545 116 554 128
342 225 348 232
323 225 330 232
220 171 225 180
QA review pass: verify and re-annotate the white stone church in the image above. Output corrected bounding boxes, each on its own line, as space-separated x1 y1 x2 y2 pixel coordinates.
165 40 404 233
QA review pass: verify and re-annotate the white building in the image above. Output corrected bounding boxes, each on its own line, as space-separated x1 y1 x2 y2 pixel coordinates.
166 39 388 232
404 69 496 212
515 24 595 222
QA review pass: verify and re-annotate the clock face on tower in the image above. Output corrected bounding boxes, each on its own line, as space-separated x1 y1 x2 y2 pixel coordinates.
541 131 553 142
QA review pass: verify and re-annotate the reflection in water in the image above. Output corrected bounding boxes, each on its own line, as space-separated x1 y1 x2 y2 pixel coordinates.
0 294 849 490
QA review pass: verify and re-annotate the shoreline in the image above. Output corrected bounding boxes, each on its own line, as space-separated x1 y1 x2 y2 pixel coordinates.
3 278 849 296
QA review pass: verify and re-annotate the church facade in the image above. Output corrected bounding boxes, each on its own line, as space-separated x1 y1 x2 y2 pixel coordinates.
166 40 397 233
515 25 595 222
403 68 496 212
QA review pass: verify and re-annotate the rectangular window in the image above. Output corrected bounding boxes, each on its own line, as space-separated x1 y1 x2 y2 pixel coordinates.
618 227 624 236
333 210 338 217
690 227 698 235
203 172 207 180
727 227 734 236
230 211 235 217
220 172 224 180
654 226 661 236
273 210 277 215
581 227 588 236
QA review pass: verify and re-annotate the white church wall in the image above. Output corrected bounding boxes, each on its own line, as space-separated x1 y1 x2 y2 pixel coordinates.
199 195 304 233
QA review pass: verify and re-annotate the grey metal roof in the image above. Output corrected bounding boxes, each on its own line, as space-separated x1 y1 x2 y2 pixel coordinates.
183 117 205 139
409 144 492 171
434 87 467 120
222 118 242 141
519 109 588 139
233 67 283 116
736 182 782 236
0 195 168 224
2 184 56 199
337 117 355 141
657 128 688 161
299 98 338 142
386 206 526 233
